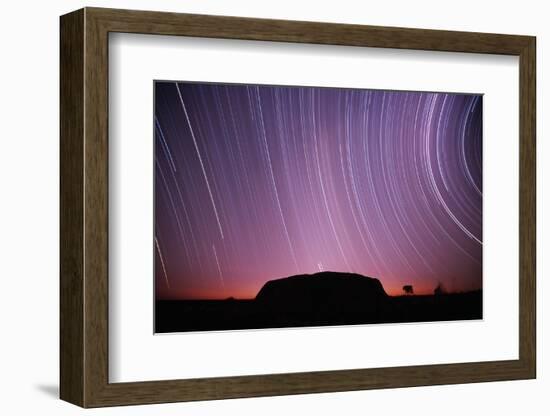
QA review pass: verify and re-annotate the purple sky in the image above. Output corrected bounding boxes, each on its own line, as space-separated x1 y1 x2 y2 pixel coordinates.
154 82 482 299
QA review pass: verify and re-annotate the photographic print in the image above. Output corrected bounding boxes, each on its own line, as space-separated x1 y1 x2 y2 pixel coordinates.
154 81 482 333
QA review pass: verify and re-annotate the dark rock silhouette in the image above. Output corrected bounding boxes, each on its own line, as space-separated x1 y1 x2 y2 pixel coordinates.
155 271 482 333
255 271 388 314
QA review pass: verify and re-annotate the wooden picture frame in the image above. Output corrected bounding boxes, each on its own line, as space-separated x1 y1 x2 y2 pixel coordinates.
60 7 536 408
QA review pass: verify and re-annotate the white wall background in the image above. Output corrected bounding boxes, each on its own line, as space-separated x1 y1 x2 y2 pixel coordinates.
0 0 545 414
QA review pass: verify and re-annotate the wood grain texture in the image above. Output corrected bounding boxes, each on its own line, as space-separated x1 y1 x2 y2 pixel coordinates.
88 7 532 54
83 10 110 406
59 7 537 408
59 8 84 407
518 38 536 375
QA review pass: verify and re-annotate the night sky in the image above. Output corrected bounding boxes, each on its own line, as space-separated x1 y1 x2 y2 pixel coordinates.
154 82 482 300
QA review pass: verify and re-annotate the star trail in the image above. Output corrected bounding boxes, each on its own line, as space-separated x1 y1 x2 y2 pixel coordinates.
154 82 482 300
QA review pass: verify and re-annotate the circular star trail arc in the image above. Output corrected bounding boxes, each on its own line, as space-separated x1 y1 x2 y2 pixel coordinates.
154 82 482 299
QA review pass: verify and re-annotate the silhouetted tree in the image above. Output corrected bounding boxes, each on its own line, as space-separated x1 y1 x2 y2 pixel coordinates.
434 282 446 296
402 285 414 295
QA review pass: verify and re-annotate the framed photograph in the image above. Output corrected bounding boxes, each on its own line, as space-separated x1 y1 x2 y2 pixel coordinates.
60 7 536 407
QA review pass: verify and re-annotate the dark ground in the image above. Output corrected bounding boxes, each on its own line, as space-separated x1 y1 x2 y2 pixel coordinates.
155 291 482 333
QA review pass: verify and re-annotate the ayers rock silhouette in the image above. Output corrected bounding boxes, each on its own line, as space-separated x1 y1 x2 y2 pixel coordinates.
255 271 388 313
